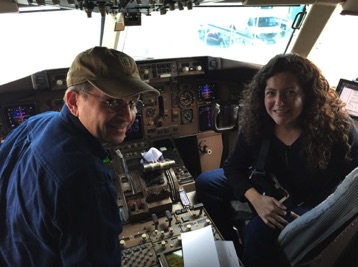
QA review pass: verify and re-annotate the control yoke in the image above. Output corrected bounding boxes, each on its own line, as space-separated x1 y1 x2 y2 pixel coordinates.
211 102 239 133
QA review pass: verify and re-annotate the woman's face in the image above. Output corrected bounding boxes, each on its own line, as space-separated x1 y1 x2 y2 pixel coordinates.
264 72 305 129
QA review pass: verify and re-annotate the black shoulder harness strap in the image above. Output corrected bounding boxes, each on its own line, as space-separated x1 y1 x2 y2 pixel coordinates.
255 138 271 172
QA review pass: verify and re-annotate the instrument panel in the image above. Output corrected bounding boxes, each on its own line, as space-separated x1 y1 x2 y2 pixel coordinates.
0 56 254 143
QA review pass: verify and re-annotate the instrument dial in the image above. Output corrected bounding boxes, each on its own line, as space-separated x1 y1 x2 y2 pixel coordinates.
145 108 156 118
179 90 194 107
182 109 193 124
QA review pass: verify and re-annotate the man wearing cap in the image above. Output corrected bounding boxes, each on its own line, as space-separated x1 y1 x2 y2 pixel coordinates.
0 47 159 266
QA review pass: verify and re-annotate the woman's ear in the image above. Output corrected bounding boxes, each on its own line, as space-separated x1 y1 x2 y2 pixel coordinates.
65 90 80 117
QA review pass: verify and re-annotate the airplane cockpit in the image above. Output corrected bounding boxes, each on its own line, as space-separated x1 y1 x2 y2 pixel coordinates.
1 0 358 266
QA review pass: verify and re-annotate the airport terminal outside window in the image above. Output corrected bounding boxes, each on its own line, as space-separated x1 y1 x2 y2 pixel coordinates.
0 5 306 85
120 5 304 64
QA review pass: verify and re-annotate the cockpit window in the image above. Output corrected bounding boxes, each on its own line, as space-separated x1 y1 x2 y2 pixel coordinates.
120 6 305 64
0 5 304 85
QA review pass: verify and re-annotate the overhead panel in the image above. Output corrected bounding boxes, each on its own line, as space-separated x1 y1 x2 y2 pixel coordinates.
243 0 316 5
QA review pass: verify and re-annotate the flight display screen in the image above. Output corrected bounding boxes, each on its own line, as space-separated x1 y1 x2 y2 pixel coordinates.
198 83 218 101
124 115 144 141
4 103 37 129
336 79 358 119
164 249 184 267
199 105 212 131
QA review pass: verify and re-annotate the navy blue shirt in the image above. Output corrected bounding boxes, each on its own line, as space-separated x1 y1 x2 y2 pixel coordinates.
0 105 122 266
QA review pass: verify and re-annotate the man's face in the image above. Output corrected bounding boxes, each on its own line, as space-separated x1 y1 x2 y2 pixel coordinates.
68 87 138 144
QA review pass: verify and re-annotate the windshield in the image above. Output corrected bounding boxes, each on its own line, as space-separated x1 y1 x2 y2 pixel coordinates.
1 4 357 87
120 5 304 63
0 5 304 86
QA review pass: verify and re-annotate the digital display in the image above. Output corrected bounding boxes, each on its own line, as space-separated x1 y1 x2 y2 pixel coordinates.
336 79 358 119
164 249 184 267
198 83 218 101
124 115 144 141
4 103 37 129
199 105 212 131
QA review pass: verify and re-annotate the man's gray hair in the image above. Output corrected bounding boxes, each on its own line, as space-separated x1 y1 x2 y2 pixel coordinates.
64 82 94 101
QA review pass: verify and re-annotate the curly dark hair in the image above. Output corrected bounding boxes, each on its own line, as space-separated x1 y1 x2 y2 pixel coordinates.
239 53 351 169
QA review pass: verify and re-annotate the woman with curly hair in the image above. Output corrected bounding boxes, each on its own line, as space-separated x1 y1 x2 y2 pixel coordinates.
195 53 358 267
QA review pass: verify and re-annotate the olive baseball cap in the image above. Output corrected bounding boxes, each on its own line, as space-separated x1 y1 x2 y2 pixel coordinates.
66 46 159 99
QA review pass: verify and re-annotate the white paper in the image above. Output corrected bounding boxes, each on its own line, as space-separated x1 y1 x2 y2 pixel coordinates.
215 241 242 267
142 147 162 162
181 225 221 267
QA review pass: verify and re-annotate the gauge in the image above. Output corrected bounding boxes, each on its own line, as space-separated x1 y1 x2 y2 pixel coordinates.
179 90 194 107
171 93 179 107
142 92 158 106
145 108 156 118
182 109 193 124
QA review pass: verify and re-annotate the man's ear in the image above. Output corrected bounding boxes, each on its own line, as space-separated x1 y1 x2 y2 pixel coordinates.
65 90 80 117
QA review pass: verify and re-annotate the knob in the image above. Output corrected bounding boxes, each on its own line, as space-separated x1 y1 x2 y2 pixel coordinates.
199 141 213 155
186 224 192 231
195 65 202 71
203 145 212 155
56 79 64 86
120 239 126 248
142 233 148 242
182 66 189 72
